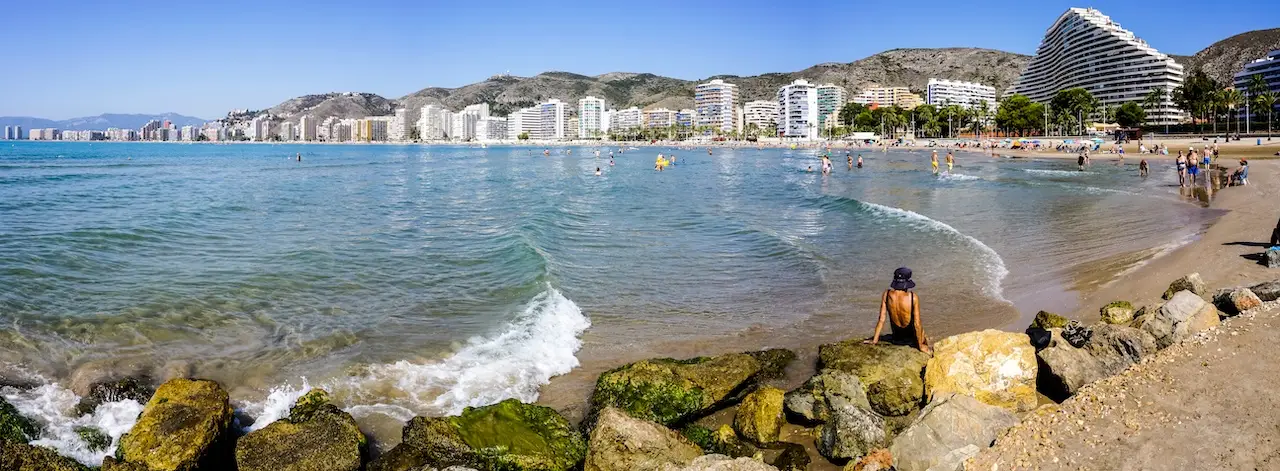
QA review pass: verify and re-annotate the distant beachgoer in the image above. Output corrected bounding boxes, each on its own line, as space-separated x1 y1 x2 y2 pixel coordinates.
1139 159 1149 177
595 150 600 158
1230 159 1249 186
848 154 854 169
867 267 931 353
931 151 939 174
1271 216 1280 247
1078 153 1086 171
807 166 813 172
857 155 864 169
1188 158 1199 184
296 152 302 162
544 149 550 156
609 158 615 166
945 151 954 172
595 167 602 176
1176 151 1187 186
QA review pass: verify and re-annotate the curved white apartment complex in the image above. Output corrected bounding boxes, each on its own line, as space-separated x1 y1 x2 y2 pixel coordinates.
1008 7 1184 125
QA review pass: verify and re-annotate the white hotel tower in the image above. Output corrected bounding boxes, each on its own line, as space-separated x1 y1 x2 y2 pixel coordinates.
1008 7 1184 124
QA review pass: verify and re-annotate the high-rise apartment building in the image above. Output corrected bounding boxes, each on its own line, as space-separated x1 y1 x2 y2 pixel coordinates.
611 107 642 131
417 105 451 140
926 79 997 111
1235 50 1280 117
643 108 677 129
676 109 696 128
816 84 847 130
476 116 508 141
388 109 407 142
578 96 606 139
695 79 739 133
13 126 21 140
743 100 780 130
537 99 566 140
851 87 923 109
1008 7 1184 124
299 115 317 142
777 80 819 139
279 122 295 141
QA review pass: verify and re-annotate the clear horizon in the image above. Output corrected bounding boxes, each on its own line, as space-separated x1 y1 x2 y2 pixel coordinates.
1 0 1274 120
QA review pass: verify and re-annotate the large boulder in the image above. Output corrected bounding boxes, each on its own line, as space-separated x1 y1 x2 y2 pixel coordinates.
235 389 367 471
657 454 779 471
888 393 1018 471
1267 248 1280 269
0 441 91 471
817 341 929 416
680 425 758 459
1251 279 1280 302
783 369 868 424
767 443 809 471
584 407 703 471
370 398 586 471
590 349 794 427
1035 324 1155 399
1141 290 1221 348
733 387 785 445
1212 288 1263 316
1027 311 1069 330
1098 301 1135 325
74 376 154 416
817 396 886 462
923 330 1037 412
1 396 39 444
1163 273 1207 299
115 378 236 471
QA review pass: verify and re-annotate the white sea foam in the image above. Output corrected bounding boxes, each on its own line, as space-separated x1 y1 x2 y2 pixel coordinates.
939 173 981 182
860 201 1010 303
338 286 590 416
1 382 143 467
236 379 311 432
1023 169 1085 176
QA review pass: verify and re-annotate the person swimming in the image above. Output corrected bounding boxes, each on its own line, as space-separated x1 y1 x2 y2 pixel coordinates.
296 152 302 162
1139 159 1149 177
807 166 813 172
595 167 602 176
609 158 615 166
847 154 854 169
866 267 931 353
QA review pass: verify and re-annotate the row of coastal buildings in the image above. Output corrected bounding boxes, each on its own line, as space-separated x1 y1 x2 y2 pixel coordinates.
6 8 1279 142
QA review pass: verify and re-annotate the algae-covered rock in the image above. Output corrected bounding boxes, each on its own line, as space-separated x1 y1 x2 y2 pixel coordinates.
75 376 154 416
101 456 150 471
924 330 1037 412
888 393 1017 471
680 425 758 458
733 387 785 445
0 441 91 471
1163 273 1207 299
1099 301 1135 325
817 341 929 416
115 378 235 471
584 407 703 471
590 350 793 426
1 395 39 444
1027 311 1069 330
767 443 809 471
817 396 885 462
372 398 586 471
657 454 779 471
235 388 366 471
74 426 111 452
783 369 867 424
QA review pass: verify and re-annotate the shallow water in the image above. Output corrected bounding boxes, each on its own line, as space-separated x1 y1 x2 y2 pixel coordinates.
0 142 1217 461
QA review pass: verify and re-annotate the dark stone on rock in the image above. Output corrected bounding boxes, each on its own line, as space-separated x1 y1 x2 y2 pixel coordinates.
0 396 39 444
372 398 586 471
817 396 886 462
1212 288 1264 316
115 378 236 471
235 388 367 471
767 442 810 471
1028 311 1069 330
888 393 1018 471
74 426 111 452
588 350 793 427
680 424 758 458
818 341 929 416
1163 273 1207 299
0 441 91 471
75 376 154 416
1025 328 1051 350
783 369 867 424
1062 321 1092 348
1250 279 1280 302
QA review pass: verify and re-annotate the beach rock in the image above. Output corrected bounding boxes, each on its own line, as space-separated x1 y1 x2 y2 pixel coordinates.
656 454 778 471
1028 311 1069 330
818 341 929 416
843 448 893 471
114 378 236 471
0 441 91 471
1087 323 1159 367
373 398 586 471
1213 288 1263 316
590 349 794 427
924 444 981 471
680 425 758 458
733 387 785 445
1142 291 1222 348
1267 249 1280 269
0 396 39 444
923 330 1037 412
817 396 886 462
784 369 868 424
74 376 154 416
235 389 367 471
767 443 809 471
744 349 798 379
888 393 1018 471
101 457 150 471
74 426 111 452
584 407 703 471
1034 325 1153 400
1099 301 1136 325
1250 279 1280 302
1163 273 1207 299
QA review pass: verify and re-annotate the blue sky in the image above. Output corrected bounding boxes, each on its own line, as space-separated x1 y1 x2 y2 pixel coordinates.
1 0 1274 119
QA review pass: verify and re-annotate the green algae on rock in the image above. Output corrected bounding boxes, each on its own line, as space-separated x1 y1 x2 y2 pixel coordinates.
115 378 235 471
1 396 40 444
371 398 586 471
679 424 758 459
1028 311 1070 330
235 388 366 471
589 349 795 427
0 441 91 471
733 387 785 445
817 341 929 416
74 426 112 452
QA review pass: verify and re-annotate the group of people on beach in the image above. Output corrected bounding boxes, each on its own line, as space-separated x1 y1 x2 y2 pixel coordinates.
807 152 865 173
929 150 955 174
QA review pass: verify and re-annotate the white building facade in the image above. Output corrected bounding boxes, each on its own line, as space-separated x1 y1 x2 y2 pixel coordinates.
695 79 739 133
777 80 819 139
743 100 779 131
926 79 997 111
578 96 606 139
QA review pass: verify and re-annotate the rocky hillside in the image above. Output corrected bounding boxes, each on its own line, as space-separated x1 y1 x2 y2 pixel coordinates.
1174 28 1280 85
257 48 1029 122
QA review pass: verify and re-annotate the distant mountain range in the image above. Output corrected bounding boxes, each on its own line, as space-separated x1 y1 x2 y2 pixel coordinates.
0 113 207 133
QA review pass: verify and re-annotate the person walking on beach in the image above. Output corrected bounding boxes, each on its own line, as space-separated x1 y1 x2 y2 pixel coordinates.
1176 151 1187 186
930 151 939 174
857 155 864 169
1078 152 1086 171
867 267 931 354
1139 158 1149 177
945 151 954 173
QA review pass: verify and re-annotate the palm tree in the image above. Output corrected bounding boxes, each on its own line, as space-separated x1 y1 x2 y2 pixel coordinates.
1257 91 1278 139
1223 89 1244 136
1247 74 1269 133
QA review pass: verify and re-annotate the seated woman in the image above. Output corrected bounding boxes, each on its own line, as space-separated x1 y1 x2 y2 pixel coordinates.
866 267 931 353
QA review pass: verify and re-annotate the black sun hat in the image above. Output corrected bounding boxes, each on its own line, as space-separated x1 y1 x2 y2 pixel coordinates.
891 267 916 290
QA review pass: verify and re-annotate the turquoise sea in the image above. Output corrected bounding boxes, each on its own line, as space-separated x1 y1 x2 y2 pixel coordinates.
0 141 1217 462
